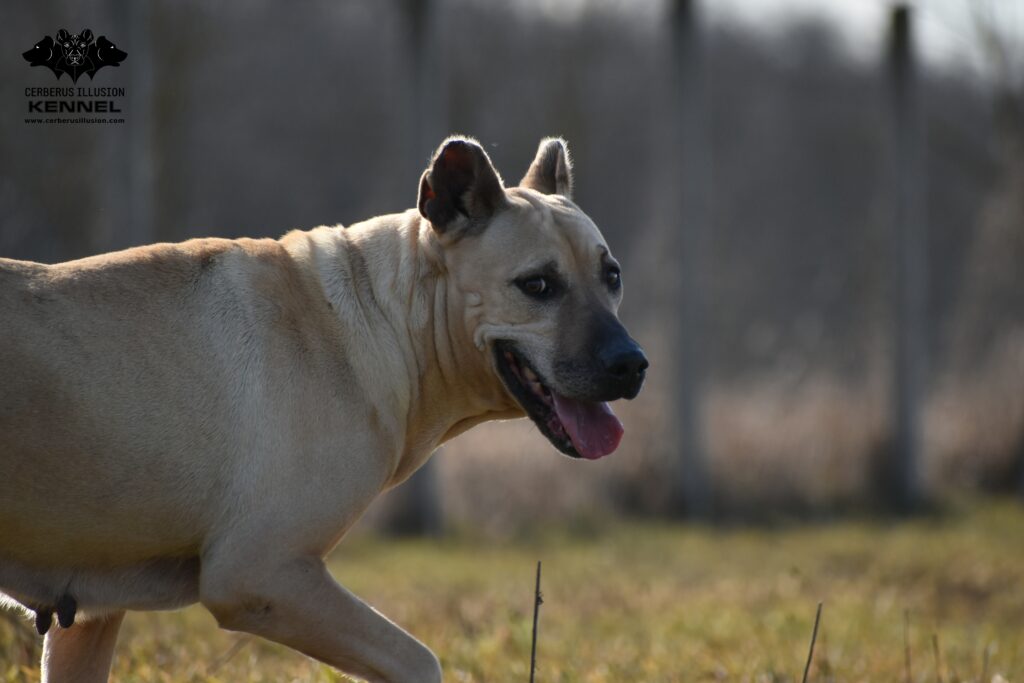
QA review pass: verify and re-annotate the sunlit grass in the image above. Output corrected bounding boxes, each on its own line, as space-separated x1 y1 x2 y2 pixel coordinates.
3 500 1023 682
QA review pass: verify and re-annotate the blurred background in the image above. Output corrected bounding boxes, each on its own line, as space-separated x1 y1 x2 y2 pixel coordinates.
3 0 1023 532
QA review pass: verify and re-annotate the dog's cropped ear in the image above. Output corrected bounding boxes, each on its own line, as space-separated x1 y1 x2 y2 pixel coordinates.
56 29 70 44
80 29 94 44
418 137 507 240
519 137 573 199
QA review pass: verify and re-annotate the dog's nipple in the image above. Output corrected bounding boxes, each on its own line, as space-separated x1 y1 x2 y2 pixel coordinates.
56 594 77 628
35 608 53 635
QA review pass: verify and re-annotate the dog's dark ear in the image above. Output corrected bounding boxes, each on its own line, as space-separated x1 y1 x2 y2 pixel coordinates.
56 29 70 43
80 29 94 44
418 137 507 239
520 137 573 199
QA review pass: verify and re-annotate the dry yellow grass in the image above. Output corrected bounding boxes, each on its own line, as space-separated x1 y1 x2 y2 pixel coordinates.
3 500 1023 682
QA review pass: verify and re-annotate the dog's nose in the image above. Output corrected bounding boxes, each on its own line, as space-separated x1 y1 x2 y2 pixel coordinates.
599 342 648 399
603 347 648 379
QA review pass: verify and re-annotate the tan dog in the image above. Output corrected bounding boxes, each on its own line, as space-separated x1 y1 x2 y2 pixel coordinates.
0 136 647 682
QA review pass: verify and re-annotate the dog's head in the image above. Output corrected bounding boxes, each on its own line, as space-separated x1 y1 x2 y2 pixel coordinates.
23 36 57 66
56 29 93 66
419 136 647 460
91 36 127 67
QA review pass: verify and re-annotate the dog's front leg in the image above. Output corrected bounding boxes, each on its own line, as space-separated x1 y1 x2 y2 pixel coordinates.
200 556 441 683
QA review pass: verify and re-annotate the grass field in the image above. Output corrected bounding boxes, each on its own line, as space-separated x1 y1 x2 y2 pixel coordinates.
2 500 1023 682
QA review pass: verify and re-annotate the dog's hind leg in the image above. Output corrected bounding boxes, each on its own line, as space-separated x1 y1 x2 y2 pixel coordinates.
41 611 124 683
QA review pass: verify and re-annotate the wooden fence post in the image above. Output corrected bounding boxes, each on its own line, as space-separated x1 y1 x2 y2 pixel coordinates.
887 4 927 511
671 0 712 518
383 0 447 536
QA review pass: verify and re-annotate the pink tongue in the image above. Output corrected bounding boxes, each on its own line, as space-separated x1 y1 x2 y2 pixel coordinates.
551 394 624 460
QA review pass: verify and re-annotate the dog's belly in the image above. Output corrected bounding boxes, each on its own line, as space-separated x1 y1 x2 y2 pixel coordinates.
0 553 200 617
0 426 215 566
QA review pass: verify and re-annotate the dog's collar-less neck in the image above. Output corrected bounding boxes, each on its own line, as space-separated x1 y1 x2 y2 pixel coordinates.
289 213 515 487
392 216 519 484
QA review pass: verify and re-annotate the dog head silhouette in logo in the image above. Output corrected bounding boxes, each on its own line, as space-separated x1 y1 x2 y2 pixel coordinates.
22 35 61 79
55 29 94 82
86 36 127 77
23 28 126 82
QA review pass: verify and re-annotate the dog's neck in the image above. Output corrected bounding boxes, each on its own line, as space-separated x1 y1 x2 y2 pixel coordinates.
283 211 519 487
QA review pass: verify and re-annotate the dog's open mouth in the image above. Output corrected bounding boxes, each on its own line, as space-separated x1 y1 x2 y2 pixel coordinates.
493 342 623 460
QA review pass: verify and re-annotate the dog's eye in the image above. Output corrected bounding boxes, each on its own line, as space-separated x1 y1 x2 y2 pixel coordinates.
516 276 552 300
606 266 621 291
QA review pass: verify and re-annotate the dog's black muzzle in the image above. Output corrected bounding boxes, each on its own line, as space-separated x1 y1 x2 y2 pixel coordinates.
555 310 648 402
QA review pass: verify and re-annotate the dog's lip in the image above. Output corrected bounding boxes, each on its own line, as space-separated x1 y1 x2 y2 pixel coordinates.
493 342 580 458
